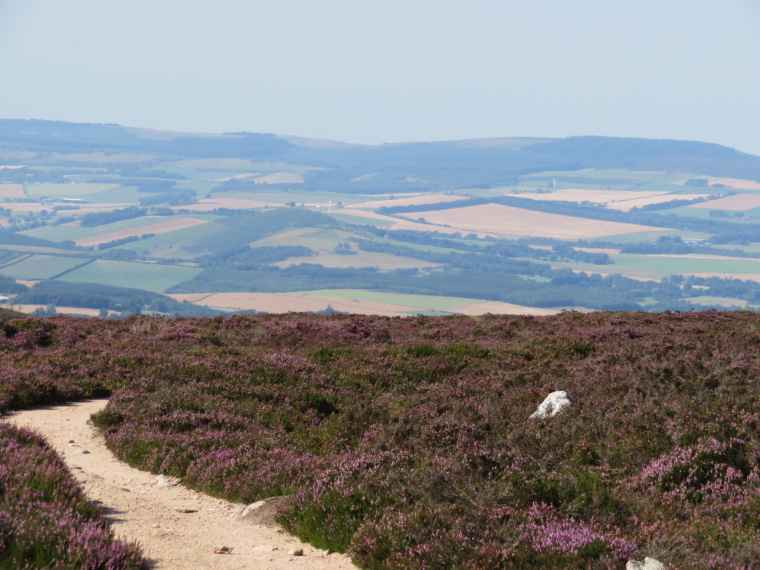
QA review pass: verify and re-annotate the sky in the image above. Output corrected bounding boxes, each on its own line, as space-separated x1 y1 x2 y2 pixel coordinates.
0 0 759 155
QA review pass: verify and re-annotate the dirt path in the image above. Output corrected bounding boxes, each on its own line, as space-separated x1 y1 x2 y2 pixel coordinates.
5 400 356 570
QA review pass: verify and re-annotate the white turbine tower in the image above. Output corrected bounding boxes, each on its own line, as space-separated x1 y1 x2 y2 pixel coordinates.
328 200 333 214
552 178 557 191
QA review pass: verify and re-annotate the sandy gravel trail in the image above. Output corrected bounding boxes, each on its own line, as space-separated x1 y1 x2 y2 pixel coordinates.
5 400 355 570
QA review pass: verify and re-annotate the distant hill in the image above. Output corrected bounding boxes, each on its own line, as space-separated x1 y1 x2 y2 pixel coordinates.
1 120 758 187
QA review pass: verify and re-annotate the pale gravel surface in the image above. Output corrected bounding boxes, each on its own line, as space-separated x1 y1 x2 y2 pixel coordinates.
5 399 356 570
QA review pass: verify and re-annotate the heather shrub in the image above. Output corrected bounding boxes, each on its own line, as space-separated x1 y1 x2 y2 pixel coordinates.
4 311 760 567
0 423 149 569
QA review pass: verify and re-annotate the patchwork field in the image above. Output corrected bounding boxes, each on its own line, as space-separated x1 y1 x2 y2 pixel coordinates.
690 193 760 211
170 292 428 316
0 202 133 214
57 260 202 293
712 177 760 191
25 183 120 198
74 217 207 247
515 189 709 212
274 250 441 270
400 204 664 239
0 183 25 198
0 255 91 280
252 173 304 184
350 194 466 210
12 305 117 317
177 198 270 212
169 290 558 316
338 208 491 236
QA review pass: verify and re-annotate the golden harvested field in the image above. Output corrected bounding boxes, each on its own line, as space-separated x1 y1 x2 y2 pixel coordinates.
605 194 708 212
176 198 270 212
253 173 304 184
75 217 207 247
516 189 707 212
712 178 760 191
400 204 664 239
517 189 666 204
169 292 428 317
13 305 117 317
0 184 25 198
450 301 558 316
339 209 493 237
350 194 466 210
690 193 760 211
168 292 557 317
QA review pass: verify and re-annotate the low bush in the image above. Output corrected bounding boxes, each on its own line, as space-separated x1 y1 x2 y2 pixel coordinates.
3 311 760 567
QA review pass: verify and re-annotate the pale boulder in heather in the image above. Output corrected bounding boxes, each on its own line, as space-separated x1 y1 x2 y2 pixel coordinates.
530 390 572 418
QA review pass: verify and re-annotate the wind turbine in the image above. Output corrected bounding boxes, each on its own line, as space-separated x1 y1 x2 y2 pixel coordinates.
328 200 333 214
552 178 557 191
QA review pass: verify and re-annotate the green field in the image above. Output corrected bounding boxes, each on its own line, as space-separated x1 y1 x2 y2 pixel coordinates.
82 186 145 204
117 221 227 258
687 295 751 308
614 254 760 276
57 260 202 293
330 213 396 227
26 183 120 198
20 216 172 242
0 255 91 280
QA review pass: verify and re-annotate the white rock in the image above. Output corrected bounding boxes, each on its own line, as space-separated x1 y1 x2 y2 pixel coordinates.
644 557 665 570
627 557 665 570
241 500 267 518
529 391 572 418
155 475 178 488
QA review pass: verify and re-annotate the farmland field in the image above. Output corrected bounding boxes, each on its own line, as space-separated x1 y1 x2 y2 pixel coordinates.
25 183 120 198
56 260 202 293
74 217 208 247
0 255 91 280
115 221 227 258
690 193 760 211
712 177 760 190
177 197 269 211
274 250 441 270
170 292 430 316
252 173 304 184
400 203 664 239
21 216 188 242
350 194 466 210
0 183 25 198
171 290 558 316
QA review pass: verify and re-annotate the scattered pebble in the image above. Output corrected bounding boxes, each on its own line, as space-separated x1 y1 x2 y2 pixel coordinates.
75 449 90 454
173 506 198 513
292 548 304 556
214 546 233 554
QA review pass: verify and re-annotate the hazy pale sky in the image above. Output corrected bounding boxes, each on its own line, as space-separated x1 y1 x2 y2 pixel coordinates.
1 0 759 154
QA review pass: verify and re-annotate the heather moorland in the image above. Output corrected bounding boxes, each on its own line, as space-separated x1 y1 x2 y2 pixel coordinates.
2 310 760 568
